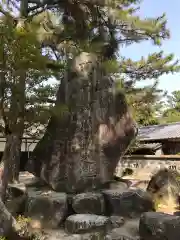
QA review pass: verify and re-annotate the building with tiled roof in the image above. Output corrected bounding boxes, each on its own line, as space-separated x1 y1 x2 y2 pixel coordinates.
138 122 180 141
134 122 180 155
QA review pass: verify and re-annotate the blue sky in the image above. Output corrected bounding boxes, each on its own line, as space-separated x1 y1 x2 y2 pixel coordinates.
121 0 180 93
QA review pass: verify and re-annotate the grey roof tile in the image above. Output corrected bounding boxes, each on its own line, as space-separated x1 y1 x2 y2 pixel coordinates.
138 122 180 141
138 143 162 150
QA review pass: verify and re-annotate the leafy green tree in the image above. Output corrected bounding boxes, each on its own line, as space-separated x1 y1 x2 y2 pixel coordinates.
115 76 165 126
167 90 180 110
162 91 180 123
0 13 60 201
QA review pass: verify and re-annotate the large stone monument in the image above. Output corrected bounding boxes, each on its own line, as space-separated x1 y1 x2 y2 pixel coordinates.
3 54 180 240
26 52 138 193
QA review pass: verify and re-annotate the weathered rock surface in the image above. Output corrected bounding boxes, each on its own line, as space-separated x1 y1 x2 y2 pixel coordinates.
64 232 106 240
147 168 180 211
65 214 110 234
0 198 16 237
72 192 105 214
26 188 68 228
103 189 154 217
109 216 125 229
5 185 27 216
106 219 140 240
109 180 129 190
139 212 180 240
147 168 180 193
26 52 137 193
38 228 105 240
113 175 132 187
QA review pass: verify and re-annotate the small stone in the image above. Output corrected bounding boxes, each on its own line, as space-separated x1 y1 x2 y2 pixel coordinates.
65 214 110 234
72 192 105 214
5 185 27 216
64 232 106 240
123 219 139 237
113 176 132 188
26 188 68 228
103 189 154 217
0 198 15 237
106 219 140 240
109 216 125 228
139 212 180 240
38 228 105 240
109 181 129 190
105 229 139 240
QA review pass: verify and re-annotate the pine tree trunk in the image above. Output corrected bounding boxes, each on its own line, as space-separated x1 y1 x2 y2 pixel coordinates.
0 134 22 202
6 68 26 184
27 52 137 193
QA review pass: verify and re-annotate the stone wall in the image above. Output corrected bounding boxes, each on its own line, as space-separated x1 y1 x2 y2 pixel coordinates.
154 148 163 156
116 155 180 179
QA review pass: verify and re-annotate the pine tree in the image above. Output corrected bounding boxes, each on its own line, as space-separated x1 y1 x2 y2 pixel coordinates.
115 76 165 126
24 0 179 129
167 91 180 110
0 12 60 201
162 91 180 123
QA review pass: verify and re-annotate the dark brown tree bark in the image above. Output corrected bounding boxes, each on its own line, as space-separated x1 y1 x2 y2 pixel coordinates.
27 52 137 193
0 69 25 201
0 134 22 202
